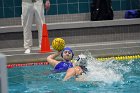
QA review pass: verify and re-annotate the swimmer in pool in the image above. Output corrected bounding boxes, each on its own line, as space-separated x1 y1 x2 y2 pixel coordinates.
63 54 88 81
47 47 74 72
47 47 88 80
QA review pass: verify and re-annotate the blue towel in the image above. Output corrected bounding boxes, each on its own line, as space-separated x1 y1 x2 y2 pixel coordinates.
125 10 138 19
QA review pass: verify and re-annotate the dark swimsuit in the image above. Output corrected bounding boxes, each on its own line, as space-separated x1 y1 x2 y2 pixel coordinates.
54 61 73 72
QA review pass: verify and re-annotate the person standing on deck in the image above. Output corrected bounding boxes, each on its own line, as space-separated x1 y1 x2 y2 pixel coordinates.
21 0 50 53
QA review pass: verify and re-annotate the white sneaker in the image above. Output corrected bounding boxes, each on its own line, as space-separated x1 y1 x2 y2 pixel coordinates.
39 45 41 49
24 48 31 54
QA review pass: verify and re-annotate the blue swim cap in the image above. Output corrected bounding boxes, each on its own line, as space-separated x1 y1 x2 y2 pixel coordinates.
61 47 74 59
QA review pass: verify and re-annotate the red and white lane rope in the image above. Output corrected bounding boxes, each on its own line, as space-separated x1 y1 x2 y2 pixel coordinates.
7 62 49 69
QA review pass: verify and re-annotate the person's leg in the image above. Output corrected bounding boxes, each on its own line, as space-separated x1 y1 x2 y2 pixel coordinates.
22 1 34 52
34 0 45 48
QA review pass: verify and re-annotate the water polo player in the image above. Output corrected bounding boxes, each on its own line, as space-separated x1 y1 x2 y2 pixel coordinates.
63 54 88 81
47 47 88 80
47 47 74 72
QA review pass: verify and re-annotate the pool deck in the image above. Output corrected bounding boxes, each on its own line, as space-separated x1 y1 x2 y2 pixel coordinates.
1 19 140 64
1 40 140 64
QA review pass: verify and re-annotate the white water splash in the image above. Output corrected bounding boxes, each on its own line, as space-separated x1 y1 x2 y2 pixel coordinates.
77 52 131 84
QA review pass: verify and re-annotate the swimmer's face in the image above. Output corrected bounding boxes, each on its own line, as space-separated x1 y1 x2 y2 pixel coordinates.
62 50 73 60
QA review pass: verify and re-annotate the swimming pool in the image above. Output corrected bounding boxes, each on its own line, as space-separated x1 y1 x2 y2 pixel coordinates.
8 54 140 93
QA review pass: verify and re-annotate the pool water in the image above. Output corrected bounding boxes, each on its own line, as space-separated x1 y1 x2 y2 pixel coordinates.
8 54 140 93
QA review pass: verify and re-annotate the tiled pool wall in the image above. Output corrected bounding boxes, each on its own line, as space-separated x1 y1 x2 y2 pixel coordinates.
0 0 140 18
0 0 140 26
0 19 140 49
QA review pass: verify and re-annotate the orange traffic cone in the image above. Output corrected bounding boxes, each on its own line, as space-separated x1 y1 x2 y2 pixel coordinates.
40 24 52 53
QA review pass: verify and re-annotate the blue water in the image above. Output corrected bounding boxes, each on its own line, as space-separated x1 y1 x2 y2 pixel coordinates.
8 54 140 93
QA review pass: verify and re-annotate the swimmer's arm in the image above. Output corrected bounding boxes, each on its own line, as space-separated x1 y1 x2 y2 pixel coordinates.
47 52 61 66
63 68 75 81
